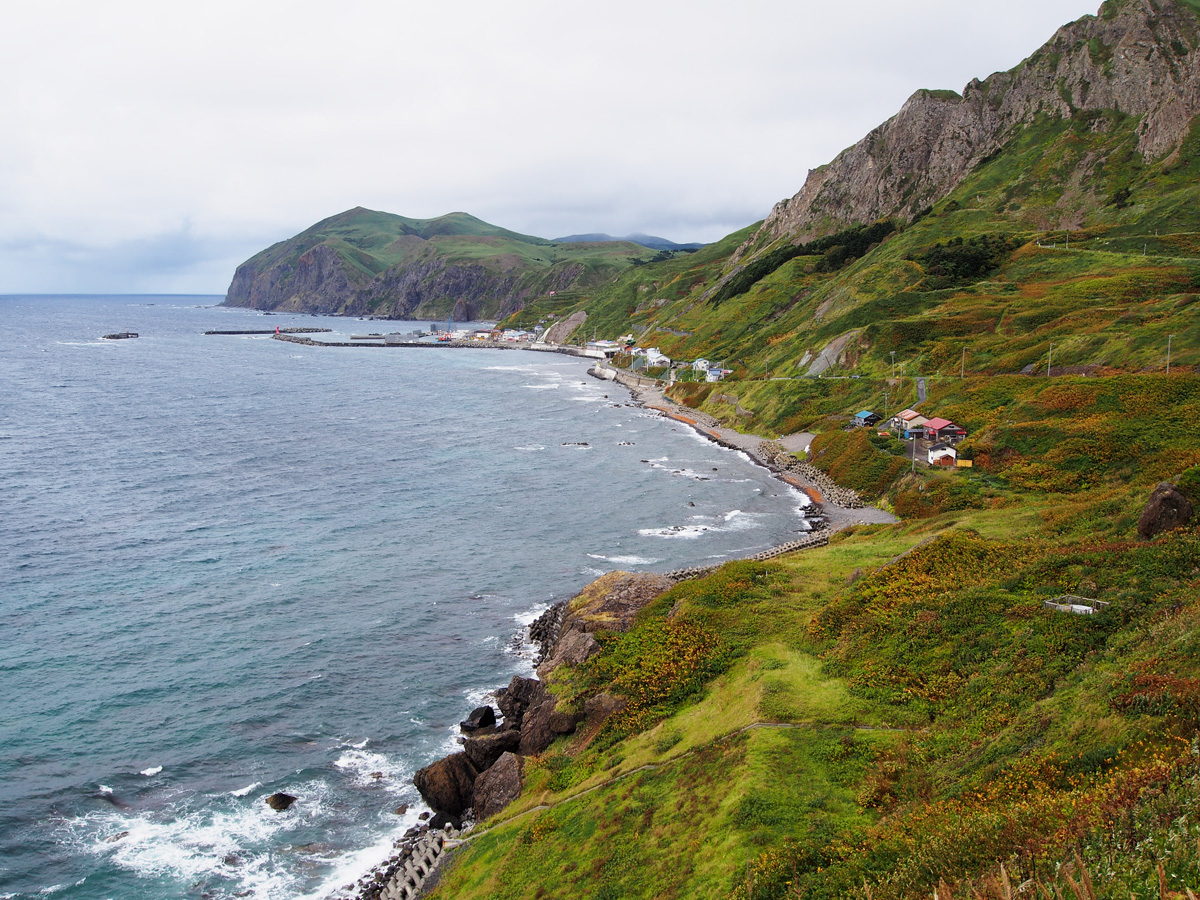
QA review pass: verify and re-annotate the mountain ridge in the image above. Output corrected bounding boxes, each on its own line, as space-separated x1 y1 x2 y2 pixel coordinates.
752 0 1200 251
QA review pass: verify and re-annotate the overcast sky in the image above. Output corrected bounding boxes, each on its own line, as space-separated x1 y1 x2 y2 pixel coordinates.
1 0 1098 294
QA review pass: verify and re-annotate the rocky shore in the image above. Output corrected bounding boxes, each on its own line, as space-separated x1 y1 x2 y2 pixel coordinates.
338 365 896 900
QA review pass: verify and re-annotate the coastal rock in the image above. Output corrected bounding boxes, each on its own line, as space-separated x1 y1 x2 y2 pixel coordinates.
584 692 627 727
429 811 462 831
536 571 672 679
519 696 580 755
462 729 522 771
472 752 524 820
412 752 479 817
1137 482 1194 540
459 705 496 733
495 676 548 729
265 792 297 811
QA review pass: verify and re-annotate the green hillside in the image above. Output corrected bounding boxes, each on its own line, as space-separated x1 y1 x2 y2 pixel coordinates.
428 3 1200 897
222 207 662 319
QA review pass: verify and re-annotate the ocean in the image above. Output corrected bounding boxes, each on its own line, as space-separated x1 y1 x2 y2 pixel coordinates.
0 296 813 900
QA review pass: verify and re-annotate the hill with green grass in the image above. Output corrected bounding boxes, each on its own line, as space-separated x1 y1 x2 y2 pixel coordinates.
428 2 1200 897
222 207 660 320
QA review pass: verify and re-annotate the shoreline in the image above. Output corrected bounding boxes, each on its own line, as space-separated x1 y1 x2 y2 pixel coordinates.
608 372 898 535
336 360 900 900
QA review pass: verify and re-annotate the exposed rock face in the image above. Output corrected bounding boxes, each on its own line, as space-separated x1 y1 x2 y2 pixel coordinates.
1137 481 1194 539
536 571 673 678
543 309 588 344
494 675 548 730
222 207 610 319
756 0 1200 246
412 752 479 818
584 692 628 727
459 706 496 734
472 752 524 820
462 729 522 771
518 695 582 756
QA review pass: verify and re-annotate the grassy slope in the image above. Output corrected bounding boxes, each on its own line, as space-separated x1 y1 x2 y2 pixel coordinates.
458 42 1200 897
429 500 1200 900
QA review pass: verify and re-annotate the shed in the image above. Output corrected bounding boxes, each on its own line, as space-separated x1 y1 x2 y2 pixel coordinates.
928 442 957 466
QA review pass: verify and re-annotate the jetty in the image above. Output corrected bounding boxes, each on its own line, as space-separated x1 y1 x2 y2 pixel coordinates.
203 328 332 335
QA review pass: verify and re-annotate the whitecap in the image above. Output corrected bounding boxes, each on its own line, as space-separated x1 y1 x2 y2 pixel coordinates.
333 748 407 792
230 782 261 797
586 553 660 566
523 383 559 390
513 445 544 452
637 525 710 540
98 785 113 795
139 766 162 777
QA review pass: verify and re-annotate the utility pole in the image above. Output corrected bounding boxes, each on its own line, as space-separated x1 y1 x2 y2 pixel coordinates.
890 350 896 380
1047 342 1053 378
1168 334 1175 375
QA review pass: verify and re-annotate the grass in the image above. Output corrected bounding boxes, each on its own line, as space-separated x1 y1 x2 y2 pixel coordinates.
424 483 1200 900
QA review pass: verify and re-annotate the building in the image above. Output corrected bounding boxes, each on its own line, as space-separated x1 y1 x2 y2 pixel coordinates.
692 358 712 372
928 442 958 466
921 417 967 444
891 409 929 436
854 410 882 428
705 367 728 382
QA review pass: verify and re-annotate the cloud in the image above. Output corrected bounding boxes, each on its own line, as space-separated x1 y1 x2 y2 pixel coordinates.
0 0 1100 293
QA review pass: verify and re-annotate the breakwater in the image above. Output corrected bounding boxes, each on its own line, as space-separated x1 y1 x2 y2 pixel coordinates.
757 441 864 508
204 327 332 335
333 822 462 900
661 528 831 581
268 334 604 358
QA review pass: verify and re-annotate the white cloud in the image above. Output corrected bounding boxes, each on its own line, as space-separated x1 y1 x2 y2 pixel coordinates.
0 0 1099 293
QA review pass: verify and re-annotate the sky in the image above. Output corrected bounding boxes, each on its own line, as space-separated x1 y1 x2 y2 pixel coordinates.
1 0 1100 295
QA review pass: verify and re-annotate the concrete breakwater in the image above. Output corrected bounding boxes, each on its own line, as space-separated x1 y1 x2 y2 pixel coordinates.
269 333 604 359
331 823 462 900
661 528 831 581
271 334 521 349
758 441 864 509
204 327 332 335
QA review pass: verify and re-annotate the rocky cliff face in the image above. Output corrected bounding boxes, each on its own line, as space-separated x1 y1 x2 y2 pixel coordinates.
759 0 1200 245
223 206 631 320
225 251 588 321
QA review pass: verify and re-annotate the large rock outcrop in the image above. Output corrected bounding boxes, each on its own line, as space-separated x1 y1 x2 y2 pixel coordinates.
756 0 1200 246
412 752 478 818
472 752 524 821
1137 481 1194 539
535 571 674 678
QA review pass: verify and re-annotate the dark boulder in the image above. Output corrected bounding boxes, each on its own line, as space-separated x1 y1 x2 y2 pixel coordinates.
462 729 522 771
459 705 497 733
473 752 524 820
264 792 297 811
413 752 478 817
1137 482 1194 540
429 811 462 831
495 676 547 729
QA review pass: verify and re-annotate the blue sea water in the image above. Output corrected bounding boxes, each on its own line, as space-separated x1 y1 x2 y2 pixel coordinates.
0 296 813 900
